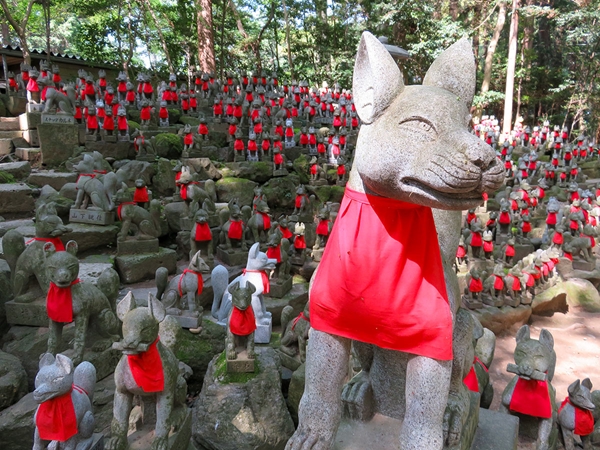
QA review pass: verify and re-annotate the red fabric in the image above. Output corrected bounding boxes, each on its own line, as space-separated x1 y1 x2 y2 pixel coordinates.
198 124 209 135
228 220 243 239
103 116 114 131
466 213 477 224
292 312 308 330
470 232 482 247
274 153 284 165
570 220 579 230
234 139 244 151
508 274 521 291
248 140 257 151
9 78 18 90
126 91 135 102
26 237 65 251
259 212 271 230
267 245 281 263
194 222 212 241
506 245 515 257
117 202 136 220
143 82 153 94
510 378 552 419
499 212 511 224
97 107 105 119
285 127 294 138
316 219 330 236
521 222 532 233
463 357 489 392
159 107 168 119
559 398 594 436
553 232 563 245
47 279 81 323
337 165 346 176
483 241 493 252
133 187 149 203
87 116 98 130
469 277 483 293
243 269 270 293
456 245 467 258
36 389 77 441
140 107 151 121
229 306 257 336
295 194 306 208
184 133 193 145
118 116 128 130
280 226 293 240
582 234 596 248
310 164 318 175
493 275 504 290
27 78 39 92
546 212 557 225
178 269 203 296
310 188 453 360
294 235 306 249
525 273 535 287
127 338 164 392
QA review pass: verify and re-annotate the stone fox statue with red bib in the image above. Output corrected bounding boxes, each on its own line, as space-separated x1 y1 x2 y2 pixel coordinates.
286 32 504 450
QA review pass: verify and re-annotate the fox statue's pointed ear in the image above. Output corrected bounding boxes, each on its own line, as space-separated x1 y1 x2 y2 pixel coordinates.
423 38 476 109
352 31 404 124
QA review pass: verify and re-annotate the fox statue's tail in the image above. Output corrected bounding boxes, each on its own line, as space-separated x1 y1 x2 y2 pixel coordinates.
155 267 169 301
2 229 25 285
211 265 229 320
73 361 96 403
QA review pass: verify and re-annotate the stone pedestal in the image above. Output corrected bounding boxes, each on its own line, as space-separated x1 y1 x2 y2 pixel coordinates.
337 180 347 187
136 154 155 162
128 408 191 450
85 134 100 142
504 296 521 308
572 259 596 271
104 134 117 143
41 114 75 125
462 295 483 310
5 297 47 326
117 238 159 255
166 309 201 329
268 276 293 299
254 319 272 344
311 247 325 262
69 208 115 225
226 349 256 373
309 179 328 186
216 246 249 266
116 247 177 284
234 153 246 162
273 168 289 177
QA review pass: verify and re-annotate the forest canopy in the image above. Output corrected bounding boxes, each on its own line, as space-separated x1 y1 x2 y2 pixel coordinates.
1 0 599 135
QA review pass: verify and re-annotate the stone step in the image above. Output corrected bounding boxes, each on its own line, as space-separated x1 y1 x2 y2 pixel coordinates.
0 130 23 139
15 147 41 163
0 161 31 180
0 183 35 215
0 139 13 156
27 171 77 190
0 118 19 131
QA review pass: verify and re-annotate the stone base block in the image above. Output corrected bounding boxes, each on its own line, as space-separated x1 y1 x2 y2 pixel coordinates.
166 309 201 329
216 246 248 266
482 294 504 308
0 138 14 155
504 296 522 308
69 208 115 225
116 247 177 284
136 154 155 162
26 103 43 113
572 259 596 271
5 297 47 326
103 135 117 143
269 276 293 299
471 408 518 450
41 114 75 125
273 168 289 177
254 319 272 344
234 153 246 162
226 350 256 373
27 171 77 190
85 134 100 142
22 129 39 146
311 247 324 262
15 147 41 162
0 183 34 214
337 180 347 187
463 295 483 310
19 111 41 130
128 408 191 450
117 238 159 255
309 179 328 186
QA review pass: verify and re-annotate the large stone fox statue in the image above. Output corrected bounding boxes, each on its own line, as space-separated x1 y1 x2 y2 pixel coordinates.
286 32 504 450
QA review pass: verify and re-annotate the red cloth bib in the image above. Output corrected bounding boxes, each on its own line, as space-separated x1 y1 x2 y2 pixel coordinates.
499 212 511 224
294 235 306 249
456 245 467 258
229 306 257 336
194 222 212 241
470 232 482 247
493 275 504 290
316 219 330 236
559 398 594 436
118 116 128 130
267 245 281 263
505 245 515 257
522 222 532 233
133 187 149 203
467 213 477 224
310 188 452 360
117 202 136 220
178 269 203 296
259 212 271 230
26 237 65 252
243 269 270 293
36 389 77 441
228 220 243 240
510 378 552 419
280 226 293 240
553 232 563 245
274 153 284 165
127 338 164 392
463 356 488 392
46 279 81 323
483 241 493 252
546 212 557 225
295 194 306 208
469 278 483 292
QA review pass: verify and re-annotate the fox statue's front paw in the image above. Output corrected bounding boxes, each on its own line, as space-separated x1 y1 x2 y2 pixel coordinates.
341 370 374 421
285 425 333 450
443 390 470 447
105 436 127 450
151 435 168 450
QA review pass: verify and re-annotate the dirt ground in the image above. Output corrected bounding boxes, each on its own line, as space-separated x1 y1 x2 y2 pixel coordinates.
489 306 600 449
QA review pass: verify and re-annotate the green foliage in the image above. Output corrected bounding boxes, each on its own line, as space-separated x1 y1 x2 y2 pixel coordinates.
213 351 260 384
0 172 16 184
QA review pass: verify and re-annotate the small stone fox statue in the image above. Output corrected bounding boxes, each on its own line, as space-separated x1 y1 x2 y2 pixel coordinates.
226 281 257 363
558 378 595 450
500 325 557 450
33 353 97 450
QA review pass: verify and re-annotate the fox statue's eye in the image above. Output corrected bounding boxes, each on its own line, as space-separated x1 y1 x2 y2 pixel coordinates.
398 117 437 141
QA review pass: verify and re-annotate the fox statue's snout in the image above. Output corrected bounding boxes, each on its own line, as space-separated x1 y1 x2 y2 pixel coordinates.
352 32 504 210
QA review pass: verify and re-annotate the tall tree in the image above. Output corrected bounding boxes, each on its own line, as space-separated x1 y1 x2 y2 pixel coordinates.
502 0 519 135
196 0 215 72
0 0 37 64
481 1 506 94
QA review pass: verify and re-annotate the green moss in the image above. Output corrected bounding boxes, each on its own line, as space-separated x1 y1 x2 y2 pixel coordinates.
292 155 310 184
213 350 261 384
179 116 201 127
0 171 15 184
330 185 346 203
312 185 332 203
128 120 140 131
218 176 244 184
269 332 281 349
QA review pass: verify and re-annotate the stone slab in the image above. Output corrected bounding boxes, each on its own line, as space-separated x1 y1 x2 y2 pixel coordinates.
269 275 293 299
117 238 159 255
128 407 191 450
116 247 177 284
84 140 132 160
19 112 41 130
22 129 39 146
5 298 47 327
38 123 78 167
41 114 75 125
0 139 14 156
254 319 272 344
0 184 34 214
15 147 40 163
69 208 115 225
471 408 519 450
0 161 31 180
169 310 201 329
27 171 77 190
226 349 255 373
0 130 23 139
216 247 248 266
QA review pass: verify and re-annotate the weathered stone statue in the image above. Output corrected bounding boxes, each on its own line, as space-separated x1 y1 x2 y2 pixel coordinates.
72 154 118 212
43 241 120 364
248 198 272 243
43 84 76 115
189 208 214 261
287 31 503 450
558 379 595 450
211 243 277 343
225 281 257 372
219 199 248 251
4 202 71 303
113 183 162 242
33 353 97 450
500 325 557 450
107 292 189 450
279 302 310 364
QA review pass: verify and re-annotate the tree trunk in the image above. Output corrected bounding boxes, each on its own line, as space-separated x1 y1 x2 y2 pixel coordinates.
139 0 174 73
481 1 506 94
196 0 215 73
0 0 36 65
502 0 519 135
282 0 294 78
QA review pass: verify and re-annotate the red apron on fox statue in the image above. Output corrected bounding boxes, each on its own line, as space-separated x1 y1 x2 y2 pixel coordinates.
288 31 504 450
